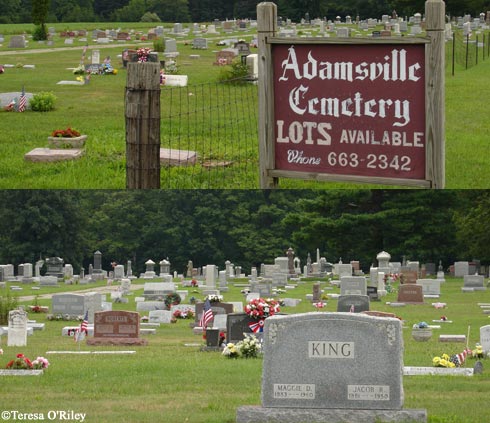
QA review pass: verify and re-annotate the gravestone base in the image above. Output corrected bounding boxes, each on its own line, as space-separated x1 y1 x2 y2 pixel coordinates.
86 337 148 346
236 406 427 423
24 148 84 162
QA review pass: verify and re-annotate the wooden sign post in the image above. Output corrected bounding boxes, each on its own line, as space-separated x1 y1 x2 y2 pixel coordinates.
258 1 445 189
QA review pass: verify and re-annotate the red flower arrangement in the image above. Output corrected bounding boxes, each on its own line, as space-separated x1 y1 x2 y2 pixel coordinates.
245 298 280 320
6 353 33 369
51 127 81 138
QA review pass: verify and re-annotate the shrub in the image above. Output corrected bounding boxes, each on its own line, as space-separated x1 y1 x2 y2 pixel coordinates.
32 24 48 41
29 92 57 112
153 39 165 53
218 59 250 83
0 291 18 325
141 12 161 22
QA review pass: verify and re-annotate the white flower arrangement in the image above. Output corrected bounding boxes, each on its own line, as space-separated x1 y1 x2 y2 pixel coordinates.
206 294 223 303
222 335 262 359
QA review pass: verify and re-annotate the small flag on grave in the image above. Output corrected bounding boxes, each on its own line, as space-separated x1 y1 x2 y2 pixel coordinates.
74 310 89 342
199 299 213 328
17 86 27 112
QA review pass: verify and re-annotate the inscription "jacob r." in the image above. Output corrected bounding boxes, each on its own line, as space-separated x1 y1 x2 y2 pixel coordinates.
308 341 354 358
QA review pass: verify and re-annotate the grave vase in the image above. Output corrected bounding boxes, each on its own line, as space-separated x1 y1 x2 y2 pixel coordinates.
48 135 87 148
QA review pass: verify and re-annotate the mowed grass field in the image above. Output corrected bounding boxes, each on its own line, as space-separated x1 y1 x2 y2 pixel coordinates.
0 24 489 188
1 276 490 423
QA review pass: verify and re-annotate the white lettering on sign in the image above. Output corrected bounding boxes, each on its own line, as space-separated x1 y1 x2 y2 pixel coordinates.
308 341 354 358
287 86 411 127
273 384 316 399
347 385 390 401
279 46 421 83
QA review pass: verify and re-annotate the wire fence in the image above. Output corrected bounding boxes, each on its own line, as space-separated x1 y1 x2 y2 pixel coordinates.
159 77 259 188
157 33 487 189
446 30 490 75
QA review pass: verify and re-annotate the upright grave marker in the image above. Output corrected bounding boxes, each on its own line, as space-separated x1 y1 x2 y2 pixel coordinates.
237 312 426 422
7 309 28 347
258 0 445 189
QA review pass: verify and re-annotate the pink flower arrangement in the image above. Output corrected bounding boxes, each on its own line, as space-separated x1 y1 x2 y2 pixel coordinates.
137 47 152 63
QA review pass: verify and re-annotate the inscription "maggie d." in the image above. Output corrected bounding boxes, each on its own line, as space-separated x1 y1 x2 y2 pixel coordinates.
308 341 354 358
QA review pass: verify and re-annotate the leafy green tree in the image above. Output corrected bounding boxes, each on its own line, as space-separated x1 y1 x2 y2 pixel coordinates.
32 0 50 40
93 0 130 19
0 0 21 23
454 191 490 262
149 0 190 22
0 191 90 271
113 0 147 21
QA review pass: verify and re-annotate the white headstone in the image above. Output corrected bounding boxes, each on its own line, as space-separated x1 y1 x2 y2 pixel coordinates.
8 309 28 347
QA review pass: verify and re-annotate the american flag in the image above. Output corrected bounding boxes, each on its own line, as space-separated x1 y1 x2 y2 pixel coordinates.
17 87 27 112
199 299 214 328
74 311 89 342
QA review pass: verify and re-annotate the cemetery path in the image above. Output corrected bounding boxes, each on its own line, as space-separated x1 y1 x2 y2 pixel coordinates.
16 283 142 302
0 43 147 56
0 34 255 56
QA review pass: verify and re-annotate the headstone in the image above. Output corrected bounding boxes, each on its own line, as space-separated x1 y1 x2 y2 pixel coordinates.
136 301 166 312
93 250 103 274
8 35 26 48
454 261 469 277
64 264 74 279
340 276 367 296
165 39 178 54
52 293 85 316
7 309 28 347
143 282 176 299
417 279 441 296
312 283 321 302
149 310 172 323
143 259 156 278
195 301 233 326
84 292 103 323
159 259 170 275
45 257 64 278
120 278 131 295
337 264 353 278
401 271 418 284
397 285 424 304
463 275 485 290
212 314 228 330
88 310 146 345
236 313 426 423
479 325 490 353
193 38 208 49
114 265 124 279
205 264 216 288
337 295 370 313
227 312 257 343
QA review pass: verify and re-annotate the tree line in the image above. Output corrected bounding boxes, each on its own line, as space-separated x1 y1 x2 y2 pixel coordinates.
1 0 489 24
0 190 487 276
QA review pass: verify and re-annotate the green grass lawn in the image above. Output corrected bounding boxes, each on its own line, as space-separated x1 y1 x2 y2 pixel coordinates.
0 25 489 189
1 276 490 422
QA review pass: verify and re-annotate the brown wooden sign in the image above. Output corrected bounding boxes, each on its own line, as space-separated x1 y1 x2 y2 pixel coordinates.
258 1 445 189
272 43 426 180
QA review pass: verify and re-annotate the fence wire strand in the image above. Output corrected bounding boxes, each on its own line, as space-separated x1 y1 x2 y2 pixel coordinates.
160 77 258 188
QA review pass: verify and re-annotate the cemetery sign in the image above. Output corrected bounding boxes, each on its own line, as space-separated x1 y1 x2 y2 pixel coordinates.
258 1 445 189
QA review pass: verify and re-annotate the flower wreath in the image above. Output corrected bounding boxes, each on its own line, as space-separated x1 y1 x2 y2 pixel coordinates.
245 298 280 333
164 293 181 310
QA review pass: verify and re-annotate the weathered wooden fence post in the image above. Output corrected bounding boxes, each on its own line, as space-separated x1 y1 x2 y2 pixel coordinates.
425 0 446 188
125 62 161 189
257 2 278 189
